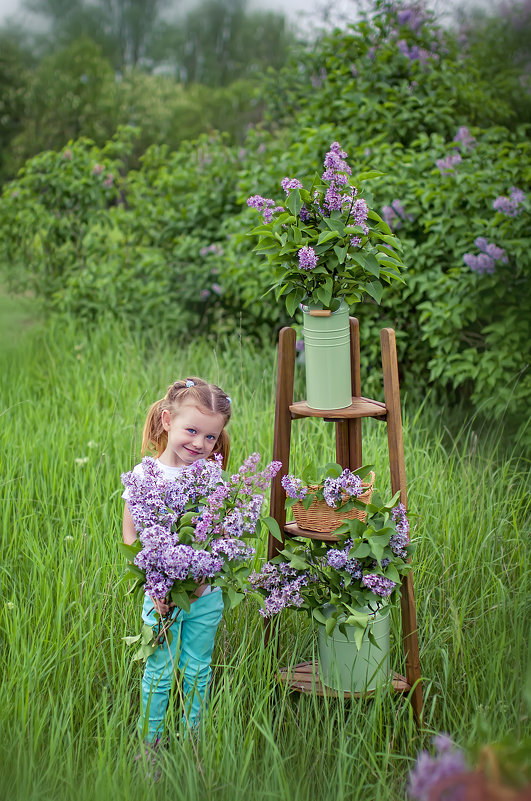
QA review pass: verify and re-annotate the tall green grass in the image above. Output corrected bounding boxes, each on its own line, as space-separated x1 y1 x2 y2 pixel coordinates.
0 313 529 800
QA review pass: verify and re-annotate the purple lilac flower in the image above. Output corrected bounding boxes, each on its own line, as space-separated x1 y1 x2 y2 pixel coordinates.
324 183 344 212
249 562 309 617
322 142 351 179
247 194 283 223
123 453 278 600
493 186 526 217
454 126 476 150
436 152 462 174
390 503 410 558
299 204 310 222
322 477 343 508
351 198 369 234
323 470 362 509
407 736 467 801
210 538 255 562
382 200 413 232
382 205 400 229
281 177 303 194
298 246 319 271
361 573 397 597
281 474 308 500
326 549 348 569
485 243 508 262
397 8 425 33
463 238 507 274
295 339 305 352
345 558 363 579
200 243 224 257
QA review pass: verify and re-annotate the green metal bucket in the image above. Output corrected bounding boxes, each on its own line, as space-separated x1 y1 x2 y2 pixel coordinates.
317 604 390 693
302 301 351 410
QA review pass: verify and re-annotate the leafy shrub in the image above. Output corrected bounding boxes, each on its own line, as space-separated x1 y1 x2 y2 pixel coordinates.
1 1 530 448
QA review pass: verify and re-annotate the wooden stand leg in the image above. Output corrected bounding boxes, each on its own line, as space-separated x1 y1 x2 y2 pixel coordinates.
381 327 423 725
336 318 363 469
269 327 296 560
265 327 296 646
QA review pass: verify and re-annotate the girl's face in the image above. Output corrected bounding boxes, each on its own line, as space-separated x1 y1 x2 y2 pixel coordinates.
160 402 225 468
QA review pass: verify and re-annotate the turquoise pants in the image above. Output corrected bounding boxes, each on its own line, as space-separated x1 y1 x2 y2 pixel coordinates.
140 590 224 742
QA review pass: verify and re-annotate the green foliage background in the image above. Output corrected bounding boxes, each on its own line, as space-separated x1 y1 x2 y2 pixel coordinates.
0 0 530 448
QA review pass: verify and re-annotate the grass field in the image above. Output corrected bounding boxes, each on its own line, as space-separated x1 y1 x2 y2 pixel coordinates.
0 306 529 800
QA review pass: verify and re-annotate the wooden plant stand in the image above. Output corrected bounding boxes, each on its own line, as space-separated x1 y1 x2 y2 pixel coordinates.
267 318 423 725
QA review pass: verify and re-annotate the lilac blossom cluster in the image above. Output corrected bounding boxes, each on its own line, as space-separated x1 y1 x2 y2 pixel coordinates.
199 243 224 258
463 236 508 275
248 562 309 617
381 199 414 231
121 456 223 532
493 186 526 217
281 177 303 194
390 502 410 558
322 469 363 509
326 544 363 579
247 194 285 224
408 735 467 801
361 573 397 597
436 152 462 175
281 474 308 500
121 454 280 600
298 245 319 271
396 6 426 34
396 39 433 63
453 126 476 150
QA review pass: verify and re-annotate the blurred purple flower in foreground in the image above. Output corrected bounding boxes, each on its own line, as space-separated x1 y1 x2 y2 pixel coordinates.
408 735 467 801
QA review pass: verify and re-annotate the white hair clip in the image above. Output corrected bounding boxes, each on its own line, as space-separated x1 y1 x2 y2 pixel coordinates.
185 379 195 387
226 396 232 404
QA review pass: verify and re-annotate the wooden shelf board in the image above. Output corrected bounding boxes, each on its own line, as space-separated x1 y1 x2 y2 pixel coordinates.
290 396 387 421
278 661 410 698
284 521 340 542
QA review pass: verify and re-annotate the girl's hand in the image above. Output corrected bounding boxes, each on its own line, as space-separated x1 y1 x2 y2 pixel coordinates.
150 596 175 616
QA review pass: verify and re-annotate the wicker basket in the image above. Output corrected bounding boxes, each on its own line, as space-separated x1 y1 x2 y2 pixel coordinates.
292 471 375 533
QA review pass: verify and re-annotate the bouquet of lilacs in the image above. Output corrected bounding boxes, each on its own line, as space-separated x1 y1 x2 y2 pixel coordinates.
249 486 415 647
121 453 281 659
247 141 405 316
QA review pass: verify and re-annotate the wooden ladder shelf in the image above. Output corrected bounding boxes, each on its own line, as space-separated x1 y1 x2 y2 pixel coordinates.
267 317 423 724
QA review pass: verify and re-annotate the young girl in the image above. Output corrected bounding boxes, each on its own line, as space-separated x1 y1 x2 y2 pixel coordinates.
122 377 232 743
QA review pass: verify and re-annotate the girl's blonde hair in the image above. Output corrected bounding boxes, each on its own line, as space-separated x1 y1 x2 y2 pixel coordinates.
141 377 231 468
